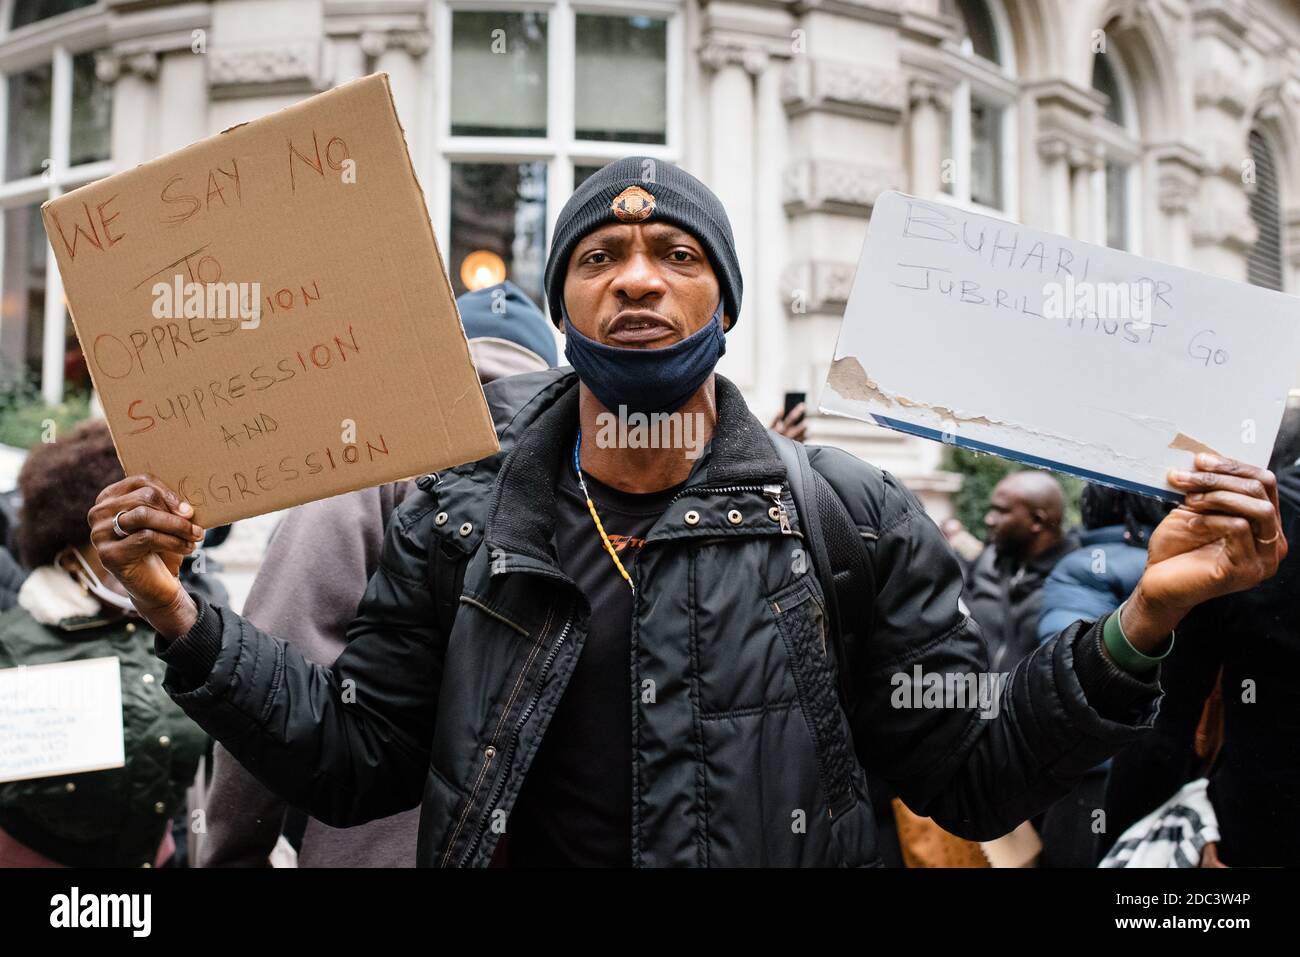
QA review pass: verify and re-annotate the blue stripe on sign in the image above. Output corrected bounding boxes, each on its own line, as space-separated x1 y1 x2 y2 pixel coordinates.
868 413 1185 504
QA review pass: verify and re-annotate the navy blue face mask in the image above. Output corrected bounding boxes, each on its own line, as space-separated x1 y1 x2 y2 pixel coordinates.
562 300 727 415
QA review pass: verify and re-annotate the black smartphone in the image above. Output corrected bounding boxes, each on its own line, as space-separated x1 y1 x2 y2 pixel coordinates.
783 391 806 420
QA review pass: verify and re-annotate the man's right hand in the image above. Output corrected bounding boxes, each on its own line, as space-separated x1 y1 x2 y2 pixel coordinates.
89 474 206 640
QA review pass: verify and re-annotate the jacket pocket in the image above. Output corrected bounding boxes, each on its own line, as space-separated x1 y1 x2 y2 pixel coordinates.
767 579 857 822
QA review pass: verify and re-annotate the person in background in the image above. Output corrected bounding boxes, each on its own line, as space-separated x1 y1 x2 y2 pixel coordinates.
1032 483 1172 867
197 280 557 868
1102 409 1300 867
965 470 1077 673
768 400 807 442
0 420 207 867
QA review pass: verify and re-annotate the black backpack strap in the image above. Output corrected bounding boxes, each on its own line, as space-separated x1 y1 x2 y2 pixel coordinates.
769 431 875 710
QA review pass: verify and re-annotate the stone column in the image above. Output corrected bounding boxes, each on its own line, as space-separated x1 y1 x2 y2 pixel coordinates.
701 41 764 391
1154 145 1203 267
157 50 208 153
361 30 429 146
754 56 788 416
333 38 367 86
907 77 950 199
96 51 160 168
1069 146 1102 244
1188 2 1255 280
1036 138 1073 235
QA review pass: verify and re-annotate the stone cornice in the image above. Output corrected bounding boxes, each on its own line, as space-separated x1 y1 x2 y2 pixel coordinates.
1029 78 1108 169
1152 142 1207 214
1286 208 1300 267
779 258 859 316
323 0 426 17
95 48 158 83
906 74 953 113
789 0 902 29
208 40 326 96
1026 78 1107 120
783 158 901 215
700 39 771 75
897 7 958 47
360 29 430 58
1194 63 1252 117
782 55 906 122
1191 0 1251 44
1191 205 1257 254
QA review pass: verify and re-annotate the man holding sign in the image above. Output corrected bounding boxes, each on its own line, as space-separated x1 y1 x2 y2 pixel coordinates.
89 157 1284 867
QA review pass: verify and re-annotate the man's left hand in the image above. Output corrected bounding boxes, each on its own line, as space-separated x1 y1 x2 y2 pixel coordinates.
1122 453 1287 650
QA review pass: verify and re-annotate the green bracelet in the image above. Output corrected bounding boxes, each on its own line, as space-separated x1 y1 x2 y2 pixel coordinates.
1102 599 1175 675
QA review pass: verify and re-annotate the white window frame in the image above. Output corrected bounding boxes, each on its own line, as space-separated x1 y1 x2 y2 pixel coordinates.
0 1 113 404
426 0 682 307
937 0 1018 221
1089 48 1142 255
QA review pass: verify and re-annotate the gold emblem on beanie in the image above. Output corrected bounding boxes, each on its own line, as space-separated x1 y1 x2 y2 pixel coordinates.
610 185 656 222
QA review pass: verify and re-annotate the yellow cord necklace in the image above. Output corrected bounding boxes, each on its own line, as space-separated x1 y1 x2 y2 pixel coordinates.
572 430 635 594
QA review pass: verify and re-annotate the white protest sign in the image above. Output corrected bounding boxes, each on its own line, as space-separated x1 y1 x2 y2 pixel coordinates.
0 657 125 784
821 191 1300 498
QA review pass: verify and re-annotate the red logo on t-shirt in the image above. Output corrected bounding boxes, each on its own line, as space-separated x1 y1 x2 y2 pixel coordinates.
606 533 647 554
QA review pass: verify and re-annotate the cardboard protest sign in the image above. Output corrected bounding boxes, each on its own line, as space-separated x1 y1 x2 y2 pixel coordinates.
822 191 1300 499
42 75 498 526
0 657 124 784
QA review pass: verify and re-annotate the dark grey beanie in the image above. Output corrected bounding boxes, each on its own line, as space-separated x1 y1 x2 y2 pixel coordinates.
543 156 743 329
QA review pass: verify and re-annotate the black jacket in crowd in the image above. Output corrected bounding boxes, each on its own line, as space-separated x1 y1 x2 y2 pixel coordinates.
965 534 1078 673
1104 464 1300 866
155 369 1162 866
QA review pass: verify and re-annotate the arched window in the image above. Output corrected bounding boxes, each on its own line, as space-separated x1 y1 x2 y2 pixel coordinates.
1090 47 1140 251
1246 127 1285 291
939 0 1017 215
951 0 1000 64
1092 51 1124 125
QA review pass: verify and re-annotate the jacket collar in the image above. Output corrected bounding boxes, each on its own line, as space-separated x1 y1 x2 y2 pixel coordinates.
483 371 785 565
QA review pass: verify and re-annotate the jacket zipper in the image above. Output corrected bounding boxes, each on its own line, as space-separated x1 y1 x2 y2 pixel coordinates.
439 601 556 868
457 611 574 867
660 482 794 535
762 483 793 534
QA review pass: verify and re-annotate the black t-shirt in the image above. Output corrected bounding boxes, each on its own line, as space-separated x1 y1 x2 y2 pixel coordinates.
505 459 685 867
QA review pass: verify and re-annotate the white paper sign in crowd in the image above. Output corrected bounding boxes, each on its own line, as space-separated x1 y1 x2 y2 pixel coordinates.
821 191 1300 499
0 657 125 784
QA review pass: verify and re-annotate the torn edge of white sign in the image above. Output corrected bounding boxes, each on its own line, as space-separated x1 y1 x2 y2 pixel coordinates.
821 354 1218 502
